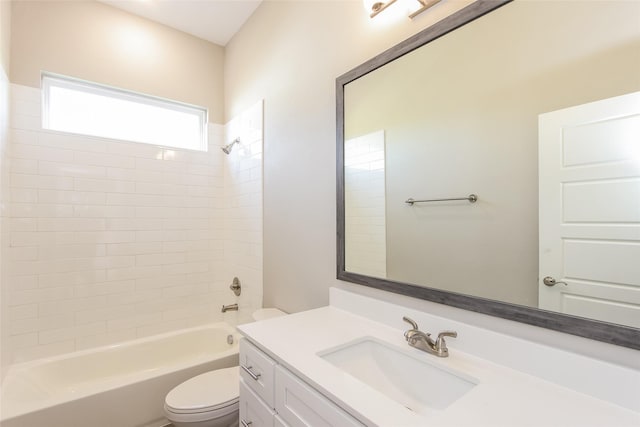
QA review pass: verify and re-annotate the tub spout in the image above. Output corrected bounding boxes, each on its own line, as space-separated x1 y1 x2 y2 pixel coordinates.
221 303 238 313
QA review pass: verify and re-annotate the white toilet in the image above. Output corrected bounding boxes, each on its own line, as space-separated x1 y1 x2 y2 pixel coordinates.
164 367 239 427
164 309 286 427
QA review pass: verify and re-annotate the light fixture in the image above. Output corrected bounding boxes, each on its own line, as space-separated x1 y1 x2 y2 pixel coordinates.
408 0 442 19
363 0 398 18
364 0 442 19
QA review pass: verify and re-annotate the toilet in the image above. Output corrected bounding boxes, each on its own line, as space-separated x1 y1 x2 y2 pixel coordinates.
164 309 286 427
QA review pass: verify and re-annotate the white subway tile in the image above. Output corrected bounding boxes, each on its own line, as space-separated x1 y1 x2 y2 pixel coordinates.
105 141 164 159
12 340 75 363
74 151 135 169
134 276 173 290
39 322 106 345
75 305 136 325
74 230 136 244
39 131 107 153
162 262 209 276
107 312 161 332
10 188 38 203
186 250 214 263
134 157 164 172
38 189 107 205
7 246 38 261
10 128 38 145
106 265 162 281
106 242 162 256
11 203 74 218
11 143 74 162
37 217 105 232
38 298 87 317
38 244 106 260
107 167 163 183
39 270 107 288
39 161 106 178
135 252 186 266
74 205 135 218
74 280 134 297
11 113 41 131
7 304 38 321
11 158 38 174
8 333 38 349
75 177 135 193
9 313 74 335
106 193 164 207
10 232 40 247
6 275 39 291
11 173 74 190
106 218 163 231
135 230 165 242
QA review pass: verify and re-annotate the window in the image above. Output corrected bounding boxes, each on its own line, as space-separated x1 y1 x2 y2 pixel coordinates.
42 73 208 151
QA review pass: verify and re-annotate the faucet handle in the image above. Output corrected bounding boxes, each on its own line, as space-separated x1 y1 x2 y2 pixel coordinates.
402 316 419 330
435 330 457 350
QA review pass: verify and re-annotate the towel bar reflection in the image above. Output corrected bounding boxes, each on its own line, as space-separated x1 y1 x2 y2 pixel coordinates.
405 194 478 205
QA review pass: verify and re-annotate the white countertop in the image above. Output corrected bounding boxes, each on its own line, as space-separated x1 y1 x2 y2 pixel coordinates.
239 306 640 427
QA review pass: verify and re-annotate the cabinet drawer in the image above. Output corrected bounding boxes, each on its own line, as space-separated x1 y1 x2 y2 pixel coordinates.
240 339 277 408
275 366 364 427
240 379 276 427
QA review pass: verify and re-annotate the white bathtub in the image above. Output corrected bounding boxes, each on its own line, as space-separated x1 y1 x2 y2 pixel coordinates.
0 322 239 427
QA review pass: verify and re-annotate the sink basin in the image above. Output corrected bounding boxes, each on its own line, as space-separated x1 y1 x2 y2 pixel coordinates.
318 337 477 415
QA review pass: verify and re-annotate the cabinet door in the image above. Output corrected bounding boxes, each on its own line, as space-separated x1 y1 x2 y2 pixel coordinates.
240 339 277 408
275 366 364 427
240 379 275 427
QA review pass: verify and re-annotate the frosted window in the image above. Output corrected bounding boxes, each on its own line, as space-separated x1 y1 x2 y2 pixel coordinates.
42 74 207 151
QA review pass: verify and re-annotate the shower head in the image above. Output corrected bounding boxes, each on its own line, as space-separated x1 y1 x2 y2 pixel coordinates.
222 138 240 154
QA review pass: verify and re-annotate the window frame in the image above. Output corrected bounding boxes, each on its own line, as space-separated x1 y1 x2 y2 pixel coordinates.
41 72 208 151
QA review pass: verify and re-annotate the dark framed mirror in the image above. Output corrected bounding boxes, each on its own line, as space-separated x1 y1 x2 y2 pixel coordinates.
336 0 640 349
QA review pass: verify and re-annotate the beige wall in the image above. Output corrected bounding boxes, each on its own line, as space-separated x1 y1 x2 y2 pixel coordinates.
10 1 224 123
225 0 473 312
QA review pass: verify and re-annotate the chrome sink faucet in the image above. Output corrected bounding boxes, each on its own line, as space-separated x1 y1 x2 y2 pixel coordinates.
402 316 457 358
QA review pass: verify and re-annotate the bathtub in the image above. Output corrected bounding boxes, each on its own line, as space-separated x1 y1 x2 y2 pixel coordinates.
0 322 239 427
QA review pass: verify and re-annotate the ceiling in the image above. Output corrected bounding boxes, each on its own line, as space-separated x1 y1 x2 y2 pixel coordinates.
99 0 263 46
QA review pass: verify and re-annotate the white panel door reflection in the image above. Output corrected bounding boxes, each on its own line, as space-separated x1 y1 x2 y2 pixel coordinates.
539 91 640 327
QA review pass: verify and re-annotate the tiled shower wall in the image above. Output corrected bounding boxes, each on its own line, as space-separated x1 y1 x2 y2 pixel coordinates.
222 101 264 323
1 68 10 373
2 84 263 364
344 131 387 278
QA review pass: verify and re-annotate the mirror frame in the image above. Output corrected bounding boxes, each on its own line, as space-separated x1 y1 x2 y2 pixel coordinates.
336 0 640 350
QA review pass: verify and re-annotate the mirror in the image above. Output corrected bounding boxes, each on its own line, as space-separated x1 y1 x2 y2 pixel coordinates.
337 0 640 349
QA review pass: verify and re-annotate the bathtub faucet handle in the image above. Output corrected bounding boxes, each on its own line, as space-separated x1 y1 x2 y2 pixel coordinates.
229 277 241 296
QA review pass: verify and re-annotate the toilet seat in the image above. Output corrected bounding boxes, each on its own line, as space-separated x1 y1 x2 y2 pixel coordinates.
165 367 239 422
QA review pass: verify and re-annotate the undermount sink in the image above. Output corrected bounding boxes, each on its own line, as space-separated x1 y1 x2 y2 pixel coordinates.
318 337 477 415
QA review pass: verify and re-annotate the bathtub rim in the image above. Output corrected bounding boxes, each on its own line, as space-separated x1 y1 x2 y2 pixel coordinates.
1 321 240 422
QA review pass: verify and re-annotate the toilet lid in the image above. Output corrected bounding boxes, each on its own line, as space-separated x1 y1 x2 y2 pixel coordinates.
165 367 239 414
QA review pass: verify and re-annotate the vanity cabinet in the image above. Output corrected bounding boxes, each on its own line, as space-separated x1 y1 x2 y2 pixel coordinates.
239 339 364 427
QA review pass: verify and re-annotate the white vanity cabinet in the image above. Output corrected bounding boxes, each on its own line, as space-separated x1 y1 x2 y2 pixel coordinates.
239 339 365 427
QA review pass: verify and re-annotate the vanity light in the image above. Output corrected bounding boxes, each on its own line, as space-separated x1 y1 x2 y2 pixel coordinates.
364 0 398 18
408 0 442 19
364 0 442 19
